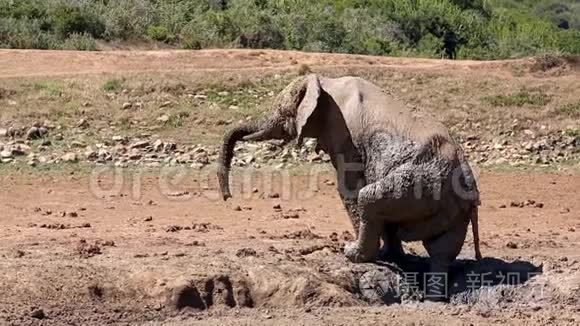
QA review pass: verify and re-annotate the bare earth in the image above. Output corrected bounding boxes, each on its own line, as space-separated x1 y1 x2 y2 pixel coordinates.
0 50 579 325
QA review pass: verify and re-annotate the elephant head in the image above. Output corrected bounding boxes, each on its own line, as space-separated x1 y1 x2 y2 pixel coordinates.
217 74 322 200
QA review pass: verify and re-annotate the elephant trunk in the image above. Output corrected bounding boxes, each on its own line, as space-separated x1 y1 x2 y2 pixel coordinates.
217 121 262 201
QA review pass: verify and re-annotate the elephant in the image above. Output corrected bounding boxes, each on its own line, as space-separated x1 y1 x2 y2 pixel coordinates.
216 74 482 299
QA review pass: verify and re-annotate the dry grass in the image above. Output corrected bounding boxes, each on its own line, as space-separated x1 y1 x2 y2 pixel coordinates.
0 54 578 150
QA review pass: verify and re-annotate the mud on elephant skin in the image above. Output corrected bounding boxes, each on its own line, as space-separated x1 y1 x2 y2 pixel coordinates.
358 256 542 305
217 74 482 299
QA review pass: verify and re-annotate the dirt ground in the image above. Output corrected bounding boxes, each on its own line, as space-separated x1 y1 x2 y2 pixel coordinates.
0 171 579 325
0 49 579 325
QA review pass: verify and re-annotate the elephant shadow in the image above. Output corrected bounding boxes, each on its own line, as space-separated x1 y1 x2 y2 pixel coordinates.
375 254 542 298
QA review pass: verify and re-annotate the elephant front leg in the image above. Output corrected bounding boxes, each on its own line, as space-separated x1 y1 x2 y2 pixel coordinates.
339 193 362 237
344 215 381 263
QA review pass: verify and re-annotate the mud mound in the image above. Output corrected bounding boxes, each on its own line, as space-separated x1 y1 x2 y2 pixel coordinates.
170 275 253 311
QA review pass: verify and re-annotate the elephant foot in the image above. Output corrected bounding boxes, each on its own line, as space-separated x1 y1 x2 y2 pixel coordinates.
377 245 405 263
344 241 376 263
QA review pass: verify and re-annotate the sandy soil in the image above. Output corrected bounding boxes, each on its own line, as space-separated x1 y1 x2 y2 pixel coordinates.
0 49 578 325
0 49 519 79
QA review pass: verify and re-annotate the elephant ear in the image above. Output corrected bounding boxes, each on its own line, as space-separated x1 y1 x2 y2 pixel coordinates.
295 74 322 146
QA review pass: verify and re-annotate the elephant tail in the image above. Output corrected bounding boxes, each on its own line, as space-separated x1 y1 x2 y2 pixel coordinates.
470 205 482 261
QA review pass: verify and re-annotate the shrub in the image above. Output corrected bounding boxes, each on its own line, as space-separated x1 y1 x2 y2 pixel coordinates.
61 32 97 51
102 79 123 92
50 4 104 38
146 25 173 42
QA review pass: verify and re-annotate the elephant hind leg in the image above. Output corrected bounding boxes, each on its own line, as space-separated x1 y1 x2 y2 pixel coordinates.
379 223 404 262
422 217 469 301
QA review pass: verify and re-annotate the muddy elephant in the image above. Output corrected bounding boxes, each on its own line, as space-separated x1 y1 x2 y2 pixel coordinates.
217 74 482 299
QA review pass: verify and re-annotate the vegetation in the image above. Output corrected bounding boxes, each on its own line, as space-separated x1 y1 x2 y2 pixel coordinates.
482 89 552 107
0 0 579 59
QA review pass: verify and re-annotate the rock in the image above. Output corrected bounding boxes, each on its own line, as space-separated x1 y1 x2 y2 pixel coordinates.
130 140 150 149
26 127 41 140
506 241 518 249
30 308 45 319
61 153 78 162
217 91 230 97
233 205 242 211
0 128 7 137
128 150 142 160
560 207 570 214
77 118 89 129
160 101 173 108
153 140 164 151
157 114 170 123
194 94 207 100
0 149 13 159
228 105 240 110
70 141 86 148
121 102 132 110
268 192 280 199
236 248 257 257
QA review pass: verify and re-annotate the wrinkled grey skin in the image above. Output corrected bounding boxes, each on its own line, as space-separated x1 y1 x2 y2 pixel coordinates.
217 75 482 299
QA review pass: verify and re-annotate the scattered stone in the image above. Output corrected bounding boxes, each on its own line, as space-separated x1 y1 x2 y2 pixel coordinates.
77 118 89 129
157 114 170 123
160 101 173 108
499 204 507 208
282 212 300 219
192 222 223 232
0 149 13 159
130 140 150 149
0 128 7 137
324 180 335 186
76 239 102 258
236 248 257 258
233 205 242 211
273 204 282 211
166 225 183 233
144 216 153 222
30 308 45 320
268 192 280 199
121 102 132 110
560 208 570 214
26 127 42 140
506 241 518 249
61 153 78 162
101 240 115 247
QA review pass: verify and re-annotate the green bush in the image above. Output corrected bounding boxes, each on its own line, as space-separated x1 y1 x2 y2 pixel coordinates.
0 0 578 57
61 32 97 50
102 79 123 92
50 4 104 38
146 25 172 42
